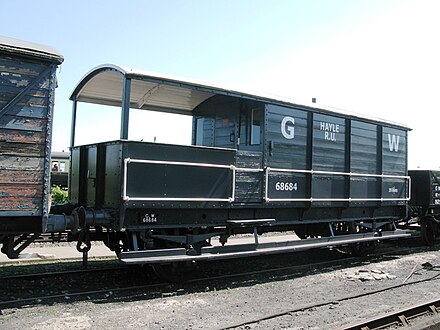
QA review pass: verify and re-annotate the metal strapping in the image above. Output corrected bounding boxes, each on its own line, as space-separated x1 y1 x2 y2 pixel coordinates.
0 66 52 119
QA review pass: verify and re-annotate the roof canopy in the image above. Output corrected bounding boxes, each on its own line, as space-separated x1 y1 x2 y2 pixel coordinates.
70 64 228 115
70 64 410 130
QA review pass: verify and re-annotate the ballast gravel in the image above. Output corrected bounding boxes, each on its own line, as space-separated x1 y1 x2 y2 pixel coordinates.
1 249 440 329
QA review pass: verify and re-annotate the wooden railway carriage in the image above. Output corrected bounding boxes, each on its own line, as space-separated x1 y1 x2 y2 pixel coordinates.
68 64 411 263
0 37 63 257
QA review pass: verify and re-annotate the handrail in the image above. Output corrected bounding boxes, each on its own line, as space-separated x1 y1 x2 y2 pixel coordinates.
122 158 411 204
123 158 237 202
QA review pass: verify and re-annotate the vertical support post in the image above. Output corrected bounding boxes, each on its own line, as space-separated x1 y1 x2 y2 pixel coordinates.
345 118 351 203
377 126 383 202
120 77 132 139
328 223 335 237
70 96 78 148
307 112 314 202
132 232 139 251
253 227 259 245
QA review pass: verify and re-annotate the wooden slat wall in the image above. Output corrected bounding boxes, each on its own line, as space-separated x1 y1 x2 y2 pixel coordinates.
0 55 56 216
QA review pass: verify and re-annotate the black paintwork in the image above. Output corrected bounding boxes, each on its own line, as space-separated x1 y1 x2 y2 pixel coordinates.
70 94 410 231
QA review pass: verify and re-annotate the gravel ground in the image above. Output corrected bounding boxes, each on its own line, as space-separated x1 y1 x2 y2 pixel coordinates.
1 249 440 330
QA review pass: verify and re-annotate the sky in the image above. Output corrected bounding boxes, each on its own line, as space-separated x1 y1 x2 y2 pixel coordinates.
1 0 439 169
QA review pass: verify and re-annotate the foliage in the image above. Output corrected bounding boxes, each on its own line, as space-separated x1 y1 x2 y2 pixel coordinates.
51 185 68 204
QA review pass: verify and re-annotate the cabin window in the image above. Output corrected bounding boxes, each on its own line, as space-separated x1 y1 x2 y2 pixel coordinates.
59 162 66 172
250 108 262 145
196 117 205 145
195 116 214 146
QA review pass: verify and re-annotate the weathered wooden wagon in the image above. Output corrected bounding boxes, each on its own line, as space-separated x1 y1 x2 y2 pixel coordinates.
0 36 63 257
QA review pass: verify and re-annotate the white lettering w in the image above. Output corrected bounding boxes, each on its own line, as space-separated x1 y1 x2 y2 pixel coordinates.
388 134 399 152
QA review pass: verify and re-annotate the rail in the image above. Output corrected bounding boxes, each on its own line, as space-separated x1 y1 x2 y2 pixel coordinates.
342 297 440 329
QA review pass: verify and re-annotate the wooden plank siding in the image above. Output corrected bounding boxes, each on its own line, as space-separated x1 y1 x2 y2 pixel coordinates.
0 52 58 217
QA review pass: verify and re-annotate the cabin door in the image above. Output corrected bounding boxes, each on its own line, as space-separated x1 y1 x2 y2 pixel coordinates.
264 104 310 202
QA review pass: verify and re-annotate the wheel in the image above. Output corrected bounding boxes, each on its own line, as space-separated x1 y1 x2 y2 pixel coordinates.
348 222 377 257
293 226 308 239
349 240 377 257
293 224 327 239
421 217 438 246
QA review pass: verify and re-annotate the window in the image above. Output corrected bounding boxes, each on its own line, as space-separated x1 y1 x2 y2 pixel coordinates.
59 162 66 172
51 162 59 172
250 108 262 145
196 117 205 145
195 117 214 146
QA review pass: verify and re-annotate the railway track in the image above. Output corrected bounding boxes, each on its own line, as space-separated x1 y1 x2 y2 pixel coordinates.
0 265 125 281
342 298 440 329
0 241 437 310
0 252 351 308
220 270 440 330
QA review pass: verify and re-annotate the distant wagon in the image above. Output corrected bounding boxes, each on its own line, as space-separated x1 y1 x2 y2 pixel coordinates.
50 151 69 187
406 170 440 245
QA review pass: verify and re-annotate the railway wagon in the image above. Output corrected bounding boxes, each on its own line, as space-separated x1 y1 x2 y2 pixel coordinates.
0 37 63 257
406 170 440 245
65 64 411 264
50 151 69 188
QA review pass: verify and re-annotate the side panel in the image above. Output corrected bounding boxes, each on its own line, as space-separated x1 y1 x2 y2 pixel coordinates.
234 150 263 203
69 148 80 204
124 142 235 202
70 144 111 208
382 127 407 203
382 127 407 175
0 55 57 218
266 104 308 169
409 170 440 209
311 113 346 201
429 171 440 206
350 121 378 202
263 103 408 212
265 105 309 202
103 143 122 208
86 146 97 206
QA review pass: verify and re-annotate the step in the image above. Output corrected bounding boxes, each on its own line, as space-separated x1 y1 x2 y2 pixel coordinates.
119 230 410 265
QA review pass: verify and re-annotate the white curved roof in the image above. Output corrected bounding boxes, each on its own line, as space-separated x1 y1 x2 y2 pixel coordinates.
70 64 410 130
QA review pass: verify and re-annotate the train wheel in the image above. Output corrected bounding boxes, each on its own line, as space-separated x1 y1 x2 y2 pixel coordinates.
349 240 377 257
421 217 437 246
348 222 377 257
152 261 198 283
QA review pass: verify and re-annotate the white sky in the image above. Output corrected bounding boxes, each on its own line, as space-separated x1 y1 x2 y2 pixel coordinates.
1 0 439 169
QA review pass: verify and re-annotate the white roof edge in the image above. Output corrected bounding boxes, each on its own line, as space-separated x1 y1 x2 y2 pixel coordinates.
72 63 411 130
0 35 63 63
125 66 411 130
